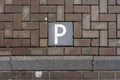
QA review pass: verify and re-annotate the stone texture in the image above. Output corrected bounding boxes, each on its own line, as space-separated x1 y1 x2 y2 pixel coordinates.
100 0 107 13
91 6 99 21
99 48 116 55
11 56 92 70
93 56 120 70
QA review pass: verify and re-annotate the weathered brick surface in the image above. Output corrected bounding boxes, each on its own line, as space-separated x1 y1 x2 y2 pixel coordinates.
0 0 120 78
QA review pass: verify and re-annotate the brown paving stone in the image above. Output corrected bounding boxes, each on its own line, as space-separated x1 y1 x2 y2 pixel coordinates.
40 39 47 47
48 47 64 55
0 48 11 55
74 22 82 38
5 22 13 38
40 6 56 13
30 48 46 55
99 72 115 79
65 14 81 21
74 39 90 47
40 22 48 38
5 5 22 13
74 6 90 13
65 0 73 13
82 47 98 55
83 71 98 79
31 30 39 46
14 0 30 5
12 48 29 56
100 14 116 21
65 71 82 79
5 39 22 47
65 47 81 55
31 0 39 13
99 48 116 55
48 0 64 4
50 71 65 79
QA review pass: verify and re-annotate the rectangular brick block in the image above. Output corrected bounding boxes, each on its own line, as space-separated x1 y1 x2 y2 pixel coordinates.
99 72 115 79
40 0 47 4
22 6 30 21
0 31 4 46
82 0 98 4
65 47 81 55
5 0 13 4
74 22 82 38
65 71 82 79
14 14 22 29
91 6 99 21
31 14 47 21
74 0 81 4
100 14 116 21
50 71 65 79
57 6 64 21
109 39 120 46
48 47 64 55
109 6 120 13
100 0 107 13
40 6 56 13
109 22 116 38
5 22 13 38
31 0 39 13
91 22 107 30
117 48 120 55
65 14 81 21
83 31 99 38
74 6 90 13
13 31 30 38
0 22 4 29
100 31 108 46
65 0 73 13
12 48 29 56
82 47 98 55
83 14 90 29
31 30 39 46
0 0 4 13
5 39 21 47
5 5 22 13
82 72 98 79
22 22 39 30
14 0 30 5
117 14 120 29
99 48 116 55
0 14 12 21
48 0 64 4
108 0 116 5
74 39 90 47
30 48 46 55
0 48 11 55
40 22 48 38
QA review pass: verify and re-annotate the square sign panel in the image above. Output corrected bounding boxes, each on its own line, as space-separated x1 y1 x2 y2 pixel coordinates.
48 22 73 46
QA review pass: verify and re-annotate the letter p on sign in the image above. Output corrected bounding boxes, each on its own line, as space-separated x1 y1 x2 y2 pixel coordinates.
48 22 73 46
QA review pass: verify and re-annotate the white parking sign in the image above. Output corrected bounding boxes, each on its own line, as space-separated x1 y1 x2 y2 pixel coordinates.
48 22 73 46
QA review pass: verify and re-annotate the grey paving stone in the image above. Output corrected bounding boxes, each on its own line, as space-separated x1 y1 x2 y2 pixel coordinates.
11 56 92 70
0 57 11 70
93 56 120 70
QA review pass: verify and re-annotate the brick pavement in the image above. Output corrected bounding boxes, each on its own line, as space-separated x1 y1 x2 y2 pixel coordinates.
0 0 120 79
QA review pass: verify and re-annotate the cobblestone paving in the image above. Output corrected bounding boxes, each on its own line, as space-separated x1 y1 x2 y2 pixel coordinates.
0 0 119 79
